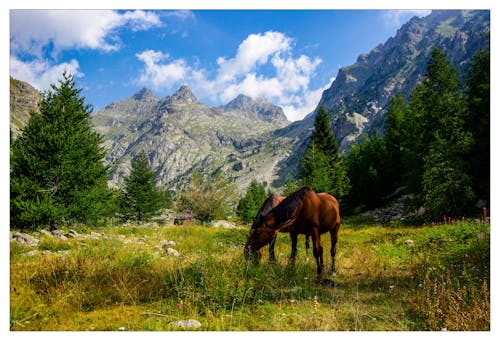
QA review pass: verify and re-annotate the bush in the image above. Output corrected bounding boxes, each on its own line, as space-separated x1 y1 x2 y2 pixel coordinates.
176 170 237 222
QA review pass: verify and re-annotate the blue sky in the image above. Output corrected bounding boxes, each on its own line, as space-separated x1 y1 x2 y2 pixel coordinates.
10 8 432 121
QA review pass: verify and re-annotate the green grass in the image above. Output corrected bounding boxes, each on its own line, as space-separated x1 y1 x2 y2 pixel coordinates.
10 221 489 331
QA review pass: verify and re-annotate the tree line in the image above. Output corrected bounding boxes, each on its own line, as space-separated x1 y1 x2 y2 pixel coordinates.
10 47 489 230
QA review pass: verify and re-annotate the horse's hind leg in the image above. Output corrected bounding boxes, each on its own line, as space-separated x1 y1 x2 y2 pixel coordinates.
311 229 324 279
330 229 338 276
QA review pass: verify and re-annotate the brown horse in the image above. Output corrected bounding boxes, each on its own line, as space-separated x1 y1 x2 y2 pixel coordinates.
244 186 340 279
246 193 310 263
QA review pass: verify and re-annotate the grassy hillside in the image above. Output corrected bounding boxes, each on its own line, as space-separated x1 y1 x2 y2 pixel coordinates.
10 220 489 331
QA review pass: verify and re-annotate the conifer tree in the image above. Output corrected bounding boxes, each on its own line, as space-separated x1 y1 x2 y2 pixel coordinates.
10 73 110 229
299 106 350 197
118 151 170 222
465 49 490 203
236 180 268 223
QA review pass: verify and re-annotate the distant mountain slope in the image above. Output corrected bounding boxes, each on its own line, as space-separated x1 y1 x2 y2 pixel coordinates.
287 10 490 153
91 86 295 191
10 77 43 138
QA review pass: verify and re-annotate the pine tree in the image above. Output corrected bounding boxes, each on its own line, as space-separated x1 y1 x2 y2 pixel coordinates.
345 133 390 212
402 48 474 218
236 180 268 223
384 93 407 189
299 106 350 197
10 73 110 229
118 151 170 222
465 49 490 203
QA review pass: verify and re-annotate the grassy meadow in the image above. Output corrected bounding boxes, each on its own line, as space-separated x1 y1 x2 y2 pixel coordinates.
10 219 490 331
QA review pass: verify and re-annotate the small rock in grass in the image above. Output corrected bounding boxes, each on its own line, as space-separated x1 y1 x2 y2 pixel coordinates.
166 248 180 257
169 319 201 329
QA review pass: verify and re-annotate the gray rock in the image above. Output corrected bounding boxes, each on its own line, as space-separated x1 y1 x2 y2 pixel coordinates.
65 230 78 238
210 220 236 229
169 319 201 329
158 240 176 251
11 232 39 247
165 248 180 257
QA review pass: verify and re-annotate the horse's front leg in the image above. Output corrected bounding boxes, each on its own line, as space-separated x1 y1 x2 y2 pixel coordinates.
289 231 298 265
329 229 338 276
269 233 277 263
311 228 324 279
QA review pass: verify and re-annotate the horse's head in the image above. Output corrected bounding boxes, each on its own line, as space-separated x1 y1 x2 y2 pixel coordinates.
244 216 278 263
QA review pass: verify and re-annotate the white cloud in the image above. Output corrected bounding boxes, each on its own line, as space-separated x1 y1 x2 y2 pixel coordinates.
10 57 83 91
10 10 163 56
381 10 431 31
216 31 292 83
134 31 327 121
135 50 190 89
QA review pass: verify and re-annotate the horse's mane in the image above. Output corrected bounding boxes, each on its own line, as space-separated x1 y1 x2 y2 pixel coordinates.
252 193 281 228
271 186 314 225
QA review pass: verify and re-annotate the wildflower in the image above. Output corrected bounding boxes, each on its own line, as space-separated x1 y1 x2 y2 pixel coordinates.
176 303 182 308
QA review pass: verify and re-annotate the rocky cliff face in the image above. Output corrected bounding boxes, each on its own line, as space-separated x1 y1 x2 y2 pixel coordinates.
91 86 295 191
295 10 490 152
10 77 43 138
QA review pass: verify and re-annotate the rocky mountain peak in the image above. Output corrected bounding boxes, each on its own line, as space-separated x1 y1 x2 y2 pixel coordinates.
224 94 288 123
133 87 156 102
170 85 199 104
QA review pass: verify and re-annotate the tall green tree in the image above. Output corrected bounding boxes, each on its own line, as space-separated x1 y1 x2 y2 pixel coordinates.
345 133 390 212
10 73 110 229
384 92 408 189
236 180 268 223
299 106 350 197
465 49 490 203
402 48 468 194
118 151 171 222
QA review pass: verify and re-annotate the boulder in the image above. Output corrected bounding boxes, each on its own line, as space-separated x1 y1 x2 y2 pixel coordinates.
169 319 201 329
11 232 39 247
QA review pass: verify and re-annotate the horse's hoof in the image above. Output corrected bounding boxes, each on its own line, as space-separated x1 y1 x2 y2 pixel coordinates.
319 278 335 287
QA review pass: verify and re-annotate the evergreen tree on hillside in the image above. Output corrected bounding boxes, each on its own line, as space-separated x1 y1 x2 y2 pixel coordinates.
412 48 473 217
384 92 408 190
345 133 390 213
299 106 350 197
10 73 110 229
118 151 171 222
465 49 490 203
236 180 268 223
402 48 469 194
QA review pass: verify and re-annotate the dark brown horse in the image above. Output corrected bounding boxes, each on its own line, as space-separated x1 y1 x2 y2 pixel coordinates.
246 193 310 263
244 186 341 279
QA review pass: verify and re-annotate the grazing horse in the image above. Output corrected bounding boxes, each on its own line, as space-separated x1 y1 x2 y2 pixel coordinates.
246 193 310 263
244 186 341 279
